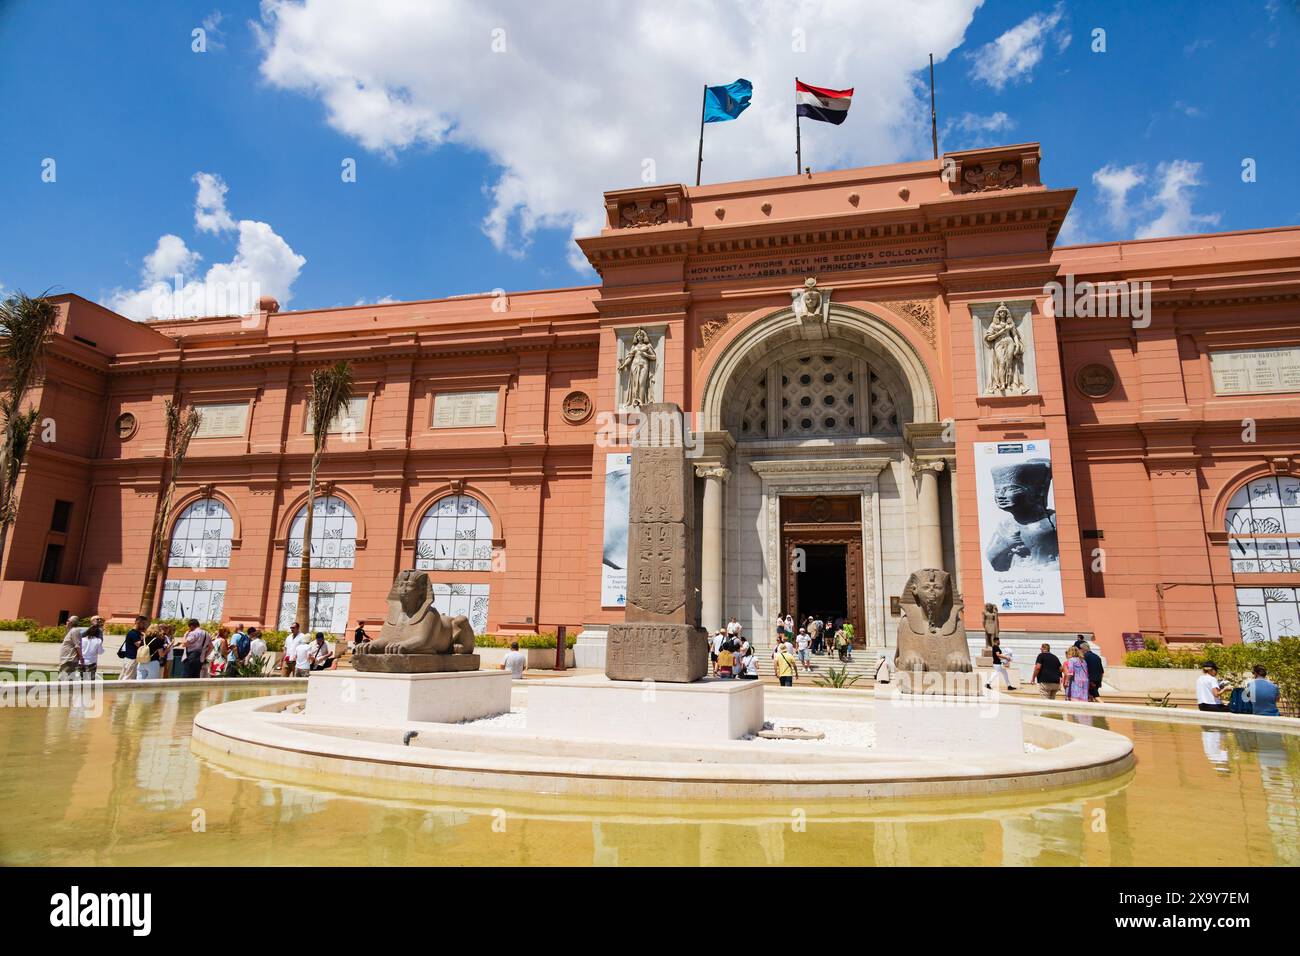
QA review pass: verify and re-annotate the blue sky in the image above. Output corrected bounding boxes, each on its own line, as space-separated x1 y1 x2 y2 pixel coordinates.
1 0 1297 319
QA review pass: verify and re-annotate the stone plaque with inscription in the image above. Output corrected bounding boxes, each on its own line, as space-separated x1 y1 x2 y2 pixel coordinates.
432 390 499 428
1210 347 1300 395
194 402 249 438
605 403 708 683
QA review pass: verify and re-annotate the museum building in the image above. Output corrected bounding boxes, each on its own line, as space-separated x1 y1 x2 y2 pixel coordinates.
3 141 1299 662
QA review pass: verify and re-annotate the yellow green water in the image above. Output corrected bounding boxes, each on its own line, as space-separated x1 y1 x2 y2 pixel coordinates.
1 685 1297 866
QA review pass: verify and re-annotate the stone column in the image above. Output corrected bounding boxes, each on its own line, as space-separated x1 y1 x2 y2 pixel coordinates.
913 458 945 571
696 466 730 633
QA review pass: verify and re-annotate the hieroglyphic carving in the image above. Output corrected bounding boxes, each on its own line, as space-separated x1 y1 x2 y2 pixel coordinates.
628 521 689 617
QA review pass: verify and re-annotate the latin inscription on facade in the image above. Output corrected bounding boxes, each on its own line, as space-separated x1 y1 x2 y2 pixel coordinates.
432 390 499 428
193 402 249 438
1210 347 1300 395
686 244 944 284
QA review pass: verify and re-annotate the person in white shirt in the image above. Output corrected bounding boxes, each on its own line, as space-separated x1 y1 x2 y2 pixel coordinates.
1197 662 1228 712
726 616 741 639
293 638 314 677
501 641 527 680
710 630 725 676
795 628 812 668
281 622 303 676
79 623 105 680
248 628 268 666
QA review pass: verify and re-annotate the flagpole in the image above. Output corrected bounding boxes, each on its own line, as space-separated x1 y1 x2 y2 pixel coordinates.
929 54 939 160
696 84 706 187
794 76 802 174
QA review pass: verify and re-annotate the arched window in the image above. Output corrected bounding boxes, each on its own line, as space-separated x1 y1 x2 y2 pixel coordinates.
415 495 494 572
168 497 233 569
1227 474 1300 643
285 495 357 569
1225 475 1300 574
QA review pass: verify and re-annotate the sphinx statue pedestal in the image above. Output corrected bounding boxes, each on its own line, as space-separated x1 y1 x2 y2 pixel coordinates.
305 669 510 725
875 569 1025 755
352 653 480 674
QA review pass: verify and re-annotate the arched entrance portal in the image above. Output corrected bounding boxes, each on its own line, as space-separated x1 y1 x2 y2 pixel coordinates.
696 304 951 652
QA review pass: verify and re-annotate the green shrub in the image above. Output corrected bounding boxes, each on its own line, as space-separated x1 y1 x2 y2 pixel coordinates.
28 626 67 643
1128 637 1299 716
1123 648 1201 668
0 618 39 632
476 633 575 649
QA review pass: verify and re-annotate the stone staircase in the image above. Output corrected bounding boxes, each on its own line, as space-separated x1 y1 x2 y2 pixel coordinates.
748 641 887 682
0 646 12 664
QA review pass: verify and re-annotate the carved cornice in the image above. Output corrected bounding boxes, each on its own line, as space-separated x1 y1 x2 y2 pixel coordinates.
749 457 891 478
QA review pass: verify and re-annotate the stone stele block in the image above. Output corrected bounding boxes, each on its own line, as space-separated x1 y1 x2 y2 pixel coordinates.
606 622 708 683
625 520 695 622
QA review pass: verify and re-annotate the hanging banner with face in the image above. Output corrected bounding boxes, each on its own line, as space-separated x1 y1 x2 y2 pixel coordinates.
974 440 1064 613
600 453 632 607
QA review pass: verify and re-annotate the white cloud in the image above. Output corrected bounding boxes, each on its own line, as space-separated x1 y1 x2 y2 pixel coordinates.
941 110 1015 149
353 295 400 306
1135 160 1220 239
1085 160 1219 241
194 171 237 234
968 2 1068 91
1173 100 1204 118
201 11 227 51
1092 163 1145 231
142 234 202 283
253 0 984 271
107 173 306 321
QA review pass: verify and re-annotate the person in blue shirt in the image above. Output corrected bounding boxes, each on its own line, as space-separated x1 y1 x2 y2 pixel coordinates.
1244 665 1281 717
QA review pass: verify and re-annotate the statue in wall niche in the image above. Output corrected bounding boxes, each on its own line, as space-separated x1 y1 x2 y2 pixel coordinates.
986 460 1059 572
619 328 657 408
983 302 1028 395
353 569 476 657
894 569 973 673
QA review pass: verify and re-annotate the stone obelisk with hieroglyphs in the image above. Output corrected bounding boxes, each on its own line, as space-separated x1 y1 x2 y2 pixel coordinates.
605 404 709 682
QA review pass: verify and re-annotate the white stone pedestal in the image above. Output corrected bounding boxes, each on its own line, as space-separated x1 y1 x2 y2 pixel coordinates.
305 669 511 724
873 685 1024 755
527 674 764 742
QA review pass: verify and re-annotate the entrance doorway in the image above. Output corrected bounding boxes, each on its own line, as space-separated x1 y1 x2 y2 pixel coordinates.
797 544 847 624
779 495 865 647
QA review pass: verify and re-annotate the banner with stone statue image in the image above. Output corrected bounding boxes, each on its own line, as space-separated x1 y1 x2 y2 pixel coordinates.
600 452 632 607
974 440 1063 614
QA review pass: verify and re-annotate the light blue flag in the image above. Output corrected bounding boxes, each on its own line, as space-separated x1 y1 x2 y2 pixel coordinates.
703 78 753 122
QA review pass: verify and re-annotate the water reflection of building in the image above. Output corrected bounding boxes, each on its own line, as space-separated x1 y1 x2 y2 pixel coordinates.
1233 730 1300 865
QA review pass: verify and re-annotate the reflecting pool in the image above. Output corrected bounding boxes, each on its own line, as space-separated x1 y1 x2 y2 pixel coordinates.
1 686 1297 866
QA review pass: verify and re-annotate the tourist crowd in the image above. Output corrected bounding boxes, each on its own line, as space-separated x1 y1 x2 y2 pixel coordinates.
707 612 858 686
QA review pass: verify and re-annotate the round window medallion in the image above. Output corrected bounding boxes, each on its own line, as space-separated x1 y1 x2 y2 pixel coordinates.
1075 363 1116 398
810 496 832 522
561 390 593 424
115 412 138 441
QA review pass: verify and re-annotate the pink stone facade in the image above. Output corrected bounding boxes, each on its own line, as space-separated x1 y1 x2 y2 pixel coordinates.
3 142 1297 658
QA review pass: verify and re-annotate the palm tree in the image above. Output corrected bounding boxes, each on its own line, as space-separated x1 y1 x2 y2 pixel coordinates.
0 290 59 574
138 400 203 618
295 361 353 628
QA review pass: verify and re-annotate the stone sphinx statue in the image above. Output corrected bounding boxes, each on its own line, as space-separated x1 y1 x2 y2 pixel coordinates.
894 569 973 675
352 570 479 672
